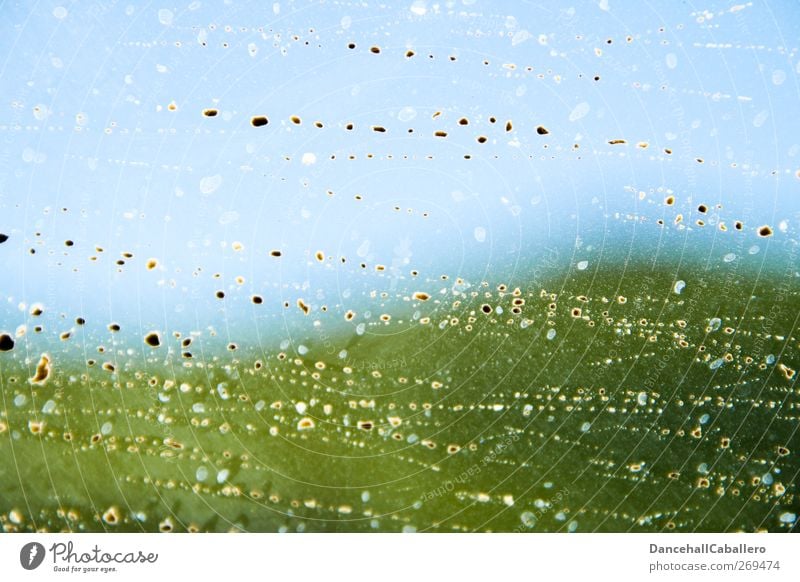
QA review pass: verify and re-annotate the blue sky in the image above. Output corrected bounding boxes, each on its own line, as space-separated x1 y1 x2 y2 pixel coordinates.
1 0 799 335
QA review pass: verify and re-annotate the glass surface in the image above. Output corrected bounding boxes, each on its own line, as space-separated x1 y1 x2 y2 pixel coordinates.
0 1 798 533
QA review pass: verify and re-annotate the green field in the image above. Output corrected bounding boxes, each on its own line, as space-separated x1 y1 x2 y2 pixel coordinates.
1 257 798 532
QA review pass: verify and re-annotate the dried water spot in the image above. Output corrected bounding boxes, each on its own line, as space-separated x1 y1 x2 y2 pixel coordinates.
144 332 161 348
536 126 549 135
297 417 315 431
202 108 218 117
31 354 51 385
779 364 796 381
102 506 121 525
297 298 310 315
413 292 430 301
757 225 773 237
0 333 14 352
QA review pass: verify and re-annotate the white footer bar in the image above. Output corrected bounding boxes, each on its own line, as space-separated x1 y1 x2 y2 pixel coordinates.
1 533 796 581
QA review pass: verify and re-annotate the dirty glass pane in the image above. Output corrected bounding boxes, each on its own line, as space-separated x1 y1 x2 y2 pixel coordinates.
0 1 798 534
